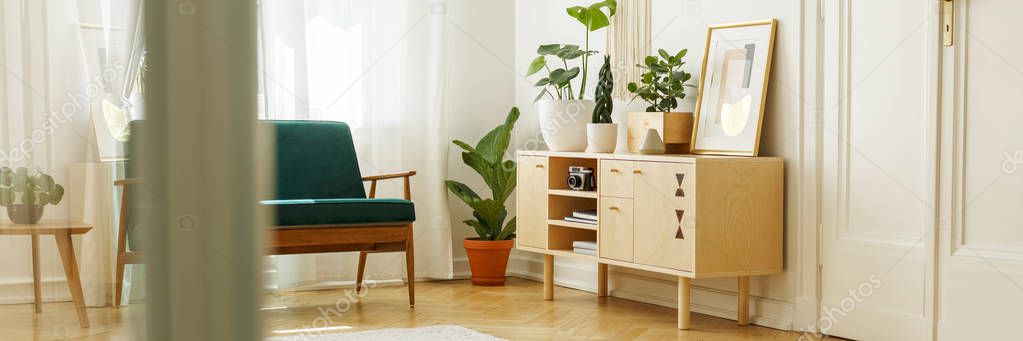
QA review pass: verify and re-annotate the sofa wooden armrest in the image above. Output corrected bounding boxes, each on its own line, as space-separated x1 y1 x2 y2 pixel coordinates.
362 171 417 199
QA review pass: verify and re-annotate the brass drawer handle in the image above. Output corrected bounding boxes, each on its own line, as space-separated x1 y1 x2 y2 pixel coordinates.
608 206 620 211
535 164 544 168
609 168 620 173
633 170 642 174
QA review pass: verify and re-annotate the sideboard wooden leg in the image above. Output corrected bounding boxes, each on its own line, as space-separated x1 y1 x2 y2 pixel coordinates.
738 276 750 325
678 276 691 330
597 263 609 297
543 254 554 300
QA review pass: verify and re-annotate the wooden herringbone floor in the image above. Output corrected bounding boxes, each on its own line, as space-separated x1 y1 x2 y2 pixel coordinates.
0 277 820 340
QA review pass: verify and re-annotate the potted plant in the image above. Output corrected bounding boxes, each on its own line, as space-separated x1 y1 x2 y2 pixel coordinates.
586 55 617 153
526 0 616 151
0 167 65 224
446 107 520 286
626 48 696 154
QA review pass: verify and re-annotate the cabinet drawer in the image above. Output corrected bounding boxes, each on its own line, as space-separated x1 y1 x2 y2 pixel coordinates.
633 161 695 271
599 160 634 198
599 197 633 262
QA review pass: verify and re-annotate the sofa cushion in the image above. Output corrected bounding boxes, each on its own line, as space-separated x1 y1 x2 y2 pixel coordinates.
270 120 367 200
263 198 415 227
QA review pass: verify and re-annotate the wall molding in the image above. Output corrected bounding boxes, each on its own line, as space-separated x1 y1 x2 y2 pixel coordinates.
0 277 71 305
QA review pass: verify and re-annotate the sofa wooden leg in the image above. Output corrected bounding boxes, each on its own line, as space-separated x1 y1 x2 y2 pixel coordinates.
405 224 415 308
356 251 368 294
114 254 126 307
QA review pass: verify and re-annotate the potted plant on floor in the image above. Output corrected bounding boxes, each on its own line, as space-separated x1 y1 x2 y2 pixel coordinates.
446 107 520 286
586 55 617 153
0 167 65 224
526 0 616 151
626 48 696 154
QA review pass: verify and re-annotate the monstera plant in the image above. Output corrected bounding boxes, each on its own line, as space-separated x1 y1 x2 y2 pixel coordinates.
446 107 519 286
0 167 65 224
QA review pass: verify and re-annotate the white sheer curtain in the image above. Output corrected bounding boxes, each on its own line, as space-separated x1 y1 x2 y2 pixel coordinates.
258 0 454 289
0 0 112 306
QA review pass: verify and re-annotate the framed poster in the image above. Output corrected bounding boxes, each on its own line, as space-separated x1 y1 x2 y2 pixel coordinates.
691 19 777 156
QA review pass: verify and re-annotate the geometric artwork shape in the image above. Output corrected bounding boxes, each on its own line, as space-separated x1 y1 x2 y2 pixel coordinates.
675 173 685 197
675 209 685 239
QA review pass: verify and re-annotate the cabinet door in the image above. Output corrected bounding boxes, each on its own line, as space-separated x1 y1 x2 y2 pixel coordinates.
599 197 633 262
599 160 634 198
633 161 694 271
516 156 548 249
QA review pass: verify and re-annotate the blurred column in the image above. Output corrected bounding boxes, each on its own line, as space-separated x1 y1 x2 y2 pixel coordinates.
137 0 264 339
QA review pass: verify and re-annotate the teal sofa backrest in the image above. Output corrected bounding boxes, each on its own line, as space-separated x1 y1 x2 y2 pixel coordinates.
270 120 367 200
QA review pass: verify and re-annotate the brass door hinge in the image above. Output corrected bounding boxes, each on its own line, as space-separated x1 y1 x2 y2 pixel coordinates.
943 0 954 46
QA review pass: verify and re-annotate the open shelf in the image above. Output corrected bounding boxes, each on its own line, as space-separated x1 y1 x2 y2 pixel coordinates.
548 219 597 231
546 248 597 261
548 157 599 191
548 189 598 199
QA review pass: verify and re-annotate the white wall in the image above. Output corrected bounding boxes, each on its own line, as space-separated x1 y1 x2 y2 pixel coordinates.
444 0 517 262
503 0 816 331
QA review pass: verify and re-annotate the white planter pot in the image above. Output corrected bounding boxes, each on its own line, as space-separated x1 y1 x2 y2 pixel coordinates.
585 123 618 153
537 99 593 152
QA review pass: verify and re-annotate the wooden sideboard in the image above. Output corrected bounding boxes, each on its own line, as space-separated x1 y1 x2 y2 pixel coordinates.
515 150 784 329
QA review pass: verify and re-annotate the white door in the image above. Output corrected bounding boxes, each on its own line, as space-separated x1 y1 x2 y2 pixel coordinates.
936 0 1023 339
820 0 938 339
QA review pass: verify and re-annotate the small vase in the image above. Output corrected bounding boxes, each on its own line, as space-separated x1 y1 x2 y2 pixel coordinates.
7 204 45 224
463 238 514 286
585 123 618 153
639 129 666 155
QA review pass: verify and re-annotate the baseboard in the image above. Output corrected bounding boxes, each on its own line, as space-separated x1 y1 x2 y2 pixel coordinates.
455 253 796 331
0 277 71 305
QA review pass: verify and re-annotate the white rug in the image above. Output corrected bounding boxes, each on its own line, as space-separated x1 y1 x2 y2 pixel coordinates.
267 325 506 341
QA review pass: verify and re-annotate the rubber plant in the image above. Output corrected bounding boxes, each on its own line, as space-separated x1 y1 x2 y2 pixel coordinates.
445 107 520 241
0 167 65 224
627 48 695 112
592 55 614 124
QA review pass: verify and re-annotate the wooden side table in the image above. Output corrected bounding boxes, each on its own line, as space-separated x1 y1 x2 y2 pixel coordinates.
0 219 93 328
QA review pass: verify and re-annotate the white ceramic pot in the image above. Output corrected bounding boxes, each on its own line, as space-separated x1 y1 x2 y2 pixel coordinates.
585 123 618 153
537 99 593 152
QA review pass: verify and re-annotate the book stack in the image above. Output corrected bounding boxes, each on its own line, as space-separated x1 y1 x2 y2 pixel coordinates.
563 209 598 225
572 240 597 256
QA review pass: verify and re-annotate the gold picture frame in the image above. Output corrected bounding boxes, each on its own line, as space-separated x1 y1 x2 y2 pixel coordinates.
690 19 777 156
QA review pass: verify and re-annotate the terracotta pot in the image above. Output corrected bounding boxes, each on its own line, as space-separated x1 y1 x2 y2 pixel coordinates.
7 204 45 224
463 238 514 286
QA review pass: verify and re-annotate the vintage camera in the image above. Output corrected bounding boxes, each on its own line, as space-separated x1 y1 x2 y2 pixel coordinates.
567 166 596 191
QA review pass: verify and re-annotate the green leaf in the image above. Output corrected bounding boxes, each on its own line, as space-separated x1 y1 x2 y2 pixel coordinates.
453 140 476 153
463 219 490 241
534 89 549 103
472 199 507 238
50 184 64 205
0 188 13 206
675 48 688 60
534 77 550 87
474 107 520 164
12 168 27 192
658 49 672 62
627 82 638 92
496 217 517 241
445 180 481 207
537 44 562 55
21 187 35 205
0 167 11 187
526 56 546 76
644 55 658 67
36 173 54 193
